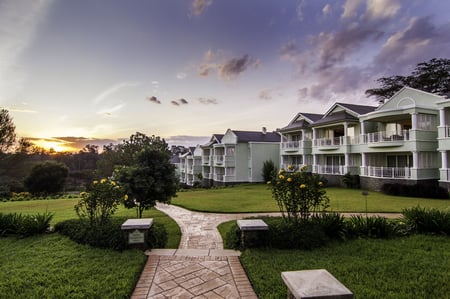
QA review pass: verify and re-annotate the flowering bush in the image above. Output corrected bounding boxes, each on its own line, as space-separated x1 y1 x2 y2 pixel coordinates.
268 165 329 223
75 178 125 227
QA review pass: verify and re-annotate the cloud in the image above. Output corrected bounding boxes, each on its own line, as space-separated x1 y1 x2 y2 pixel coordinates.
171 101 180 106
97 103 126 116
259 89 272 100
365 0 401 20
165 135 210 147
341 0 362 19
296 0 306 21
374 16 450 73
31 136 122 152
197 97 218 105
147 96 161 104
176 72 187 79
298 88 308 99
171 98 188 106
179 98 188 104
190 0 213 17
93 82 139 104
0 0 54 103
197 50 260 80
2 106 37 113
322 4 331 16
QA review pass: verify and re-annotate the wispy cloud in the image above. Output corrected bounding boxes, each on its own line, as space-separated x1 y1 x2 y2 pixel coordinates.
197 97 218 105
0 0 54 103
3 107 37 113
93 82 139 104
171 98 189 106
190 0 213 17
97 103 126 116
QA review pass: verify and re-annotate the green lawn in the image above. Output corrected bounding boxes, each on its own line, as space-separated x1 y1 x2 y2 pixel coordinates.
0 234 146 298
0 199 181 248
173 184 450 213
240 235 450 298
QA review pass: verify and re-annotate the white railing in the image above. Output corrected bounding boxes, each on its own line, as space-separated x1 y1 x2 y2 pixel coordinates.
314 165 345 175
202 156 211 164
446 126 450 138
367 166 411 178
314 137 343 147
281 141 299 149
214 174 224 181
214 155 224 164
365 130 410 143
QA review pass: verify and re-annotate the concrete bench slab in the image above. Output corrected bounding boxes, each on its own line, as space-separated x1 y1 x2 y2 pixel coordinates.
121 218 153 230
281 269 353 299
237 219 268 231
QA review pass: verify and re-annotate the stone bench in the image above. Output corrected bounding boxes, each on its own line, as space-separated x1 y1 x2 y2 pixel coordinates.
237 219 268 247
121 218 153 249
281 269 353 299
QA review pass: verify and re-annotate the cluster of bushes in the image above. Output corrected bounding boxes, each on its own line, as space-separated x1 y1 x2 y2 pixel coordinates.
226 207 450 250
382 183 449 199
342 173 360 189
55 217 167 250
0 212 53 236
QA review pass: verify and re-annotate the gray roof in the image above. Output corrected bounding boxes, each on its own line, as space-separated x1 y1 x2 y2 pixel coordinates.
278 112 323 132
336 103 377 115
232 130 280 142
313 110 359 126
302 113 324 122
202 134 224 147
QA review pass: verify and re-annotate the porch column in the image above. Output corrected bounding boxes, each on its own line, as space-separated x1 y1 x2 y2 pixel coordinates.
439 108 446 127
343 122 349 145
344 153 350 174
441 151 448 181
360 120 365 135
411 113 418 130
301 129 305 141
313 154 318 173
313 128 317 140
412 151 418 168
441 151 448 169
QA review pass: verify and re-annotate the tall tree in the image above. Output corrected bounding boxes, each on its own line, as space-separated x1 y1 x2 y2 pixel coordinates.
0 109 16 153
366 58 450 101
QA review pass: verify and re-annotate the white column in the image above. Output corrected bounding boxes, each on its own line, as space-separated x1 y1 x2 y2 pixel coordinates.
313 128 317 140
441 151 448 169
411 113 418 130
439 108 446 127
412 151 418 169
361 153 367 176
360 120 365 135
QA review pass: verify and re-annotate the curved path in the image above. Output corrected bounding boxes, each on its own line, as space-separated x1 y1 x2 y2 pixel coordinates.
131 204 402 299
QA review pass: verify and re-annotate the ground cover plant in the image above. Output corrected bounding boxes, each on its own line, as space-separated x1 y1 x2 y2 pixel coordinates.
172 184 450 213
0 198 181 248
0 234 146 298
240 235 450 298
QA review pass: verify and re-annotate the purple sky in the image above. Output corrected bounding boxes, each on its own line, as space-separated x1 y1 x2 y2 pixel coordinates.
1 0 449 150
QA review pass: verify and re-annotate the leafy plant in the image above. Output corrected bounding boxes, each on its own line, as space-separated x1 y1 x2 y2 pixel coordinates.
268 166 329 223
402 206 450 235
24 161 69 195
74 178 125 227
342 172 360 189
262 160 277 183
0 212 53 236
346 215 399 238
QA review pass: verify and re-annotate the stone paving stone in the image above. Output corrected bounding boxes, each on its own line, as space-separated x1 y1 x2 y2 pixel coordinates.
188 277 228 296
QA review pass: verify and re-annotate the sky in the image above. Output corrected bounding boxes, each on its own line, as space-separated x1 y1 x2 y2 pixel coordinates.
1 0 449 151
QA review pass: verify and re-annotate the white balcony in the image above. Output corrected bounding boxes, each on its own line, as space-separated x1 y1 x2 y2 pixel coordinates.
364 130 410 145
314 165 345 175
365 166 411 178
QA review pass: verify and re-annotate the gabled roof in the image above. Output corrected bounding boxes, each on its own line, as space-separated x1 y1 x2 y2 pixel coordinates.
231 130 280 142
202 134 224 147
312 102 376 126
278 112 323 132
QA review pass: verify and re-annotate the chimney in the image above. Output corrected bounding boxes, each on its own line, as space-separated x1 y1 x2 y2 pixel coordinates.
262 127 267 134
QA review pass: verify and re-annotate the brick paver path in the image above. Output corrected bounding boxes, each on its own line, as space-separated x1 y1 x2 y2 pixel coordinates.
130 204 270 299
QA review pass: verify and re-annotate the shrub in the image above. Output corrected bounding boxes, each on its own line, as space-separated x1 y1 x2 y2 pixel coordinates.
0 212 53 236
262 160 277 183
224 223 241 249
342 172 360 189
24 161 69 195
346 215 399 238
402 206 450 235
55 217 168 250
268 167 329 223
75 179 125 227
311 213 346 240
382 183 449 199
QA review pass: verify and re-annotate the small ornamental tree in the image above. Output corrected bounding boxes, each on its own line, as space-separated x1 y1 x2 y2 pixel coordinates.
268 165 329 223
75 178 125 227
262 160 277 183
116 147 178 218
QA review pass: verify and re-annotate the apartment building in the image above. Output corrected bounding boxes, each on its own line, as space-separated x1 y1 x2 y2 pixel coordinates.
179 145 202 186
278 87 447 190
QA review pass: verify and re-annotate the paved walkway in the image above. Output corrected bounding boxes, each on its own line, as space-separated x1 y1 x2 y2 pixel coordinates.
130 204 271 299
130 204 402 299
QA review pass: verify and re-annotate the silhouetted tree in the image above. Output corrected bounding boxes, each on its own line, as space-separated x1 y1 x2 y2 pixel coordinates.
366 58 450 101
24 161 69 195
0 109 16 153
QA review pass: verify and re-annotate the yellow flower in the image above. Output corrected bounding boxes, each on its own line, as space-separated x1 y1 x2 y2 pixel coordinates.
100 178 107 184
287 164 293 170
114 185 120 190
124 194 128 201
287 177 292 182
279 175 285 180
266 181 271 185
318 181 323 186
301 165 308 171
110 181 116 186
93 180 98 185
300 184 306 189
279 169 284 174
79 191 87 197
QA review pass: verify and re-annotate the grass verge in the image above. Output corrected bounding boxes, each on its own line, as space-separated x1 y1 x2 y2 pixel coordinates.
0 234 147 298
240 234 450 298
173 185 450 213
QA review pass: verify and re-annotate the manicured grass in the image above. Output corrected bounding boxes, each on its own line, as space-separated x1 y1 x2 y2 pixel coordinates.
0 234 147 298
0 199 181 248
240 234 450 298
173 184 450 213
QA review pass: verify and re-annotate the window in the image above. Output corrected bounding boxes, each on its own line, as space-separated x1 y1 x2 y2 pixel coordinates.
387 155 412 168
416 114 437 131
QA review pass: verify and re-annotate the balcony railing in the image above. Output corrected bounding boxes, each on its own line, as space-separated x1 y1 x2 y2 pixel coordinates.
214 155 224 164
366 166 411 178
281 141 299 149
202 155 211 164
365 130 410 144
314 165 345 175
